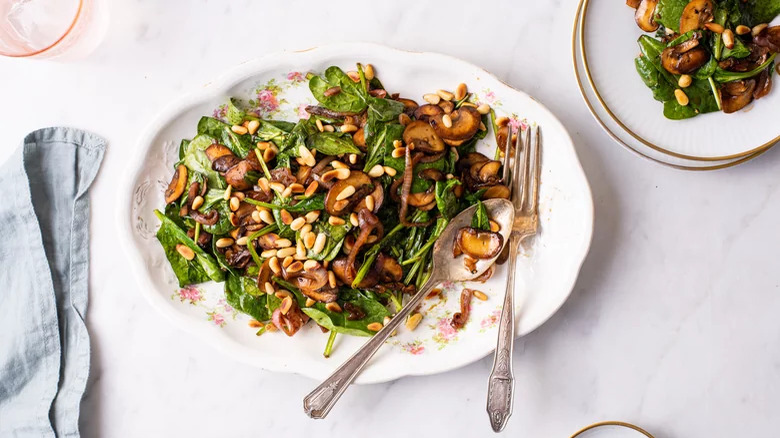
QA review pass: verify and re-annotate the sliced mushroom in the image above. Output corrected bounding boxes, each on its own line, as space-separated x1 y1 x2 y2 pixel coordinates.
413 104 444 121
661 38 709 75
482 185 511 199
354 183 384 213
254 233 280 250
438 100 454 114
403 120 446 152
469 160 502 185
205 143 234 162
164 164 188 204
324 171 373 216
626 0 641 8
270 168 297 186
720 79 757 113
754 68 773 100
224 161 255 190
284 266 336 302
430 106 481 141
407 189 436 207
257 258 273 287
352 127 366 149
457 152 490 174
212 155 242 173
332 257 378 288
635 0 659 32
396 98 419 116
753 26 780 53
344 302 366 320
455 227 504 260
679 0 714 34
374 253 403 283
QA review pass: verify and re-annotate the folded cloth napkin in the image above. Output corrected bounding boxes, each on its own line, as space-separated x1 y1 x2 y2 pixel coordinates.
0 128 105 437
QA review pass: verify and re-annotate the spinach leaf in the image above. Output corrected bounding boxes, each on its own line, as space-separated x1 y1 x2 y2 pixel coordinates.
693 56 719 80
197 116 254 158
201 200 233 235
155 210 224 286
225 273 269 322
365 96 405 122
305 216 352 261
282 193 325 214
254 120 290 144
635 56 676 102
363 123 403 172
309 67 368 113
714 53 777 82
722 37 751 60
182 134 225 189
471 200 491 231
747 0 780 24
307 132 361 156
178 139 190 161
301 289 390 337
435 179 461 220
655 0 688 32
226 98 246 125
663 77 720 120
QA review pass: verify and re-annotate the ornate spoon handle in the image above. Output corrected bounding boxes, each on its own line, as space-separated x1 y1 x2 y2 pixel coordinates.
486 234 519 432
304 275 441 419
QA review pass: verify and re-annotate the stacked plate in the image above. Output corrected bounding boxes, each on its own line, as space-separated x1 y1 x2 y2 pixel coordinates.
573 0 780 170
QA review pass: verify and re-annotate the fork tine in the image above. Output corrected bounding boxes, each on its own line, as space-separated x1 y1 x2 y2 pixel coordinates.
501 124 513 187
511 126 526 207
516 126 531 209
527 127 542 214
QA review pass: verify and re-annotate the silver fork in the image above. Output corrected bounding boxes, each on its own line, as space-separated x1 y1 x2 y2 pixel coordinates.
486 125 541 432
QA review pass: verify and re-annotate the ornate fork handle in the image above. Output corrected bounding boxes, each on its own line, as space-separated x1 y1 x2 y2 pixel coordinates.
486 233 520 432
304 276 441 419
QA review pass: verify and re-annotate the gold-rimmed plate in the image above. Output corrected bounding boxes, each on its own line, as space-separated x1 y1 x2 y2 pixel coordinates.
573 0 774 170
579 0 780 161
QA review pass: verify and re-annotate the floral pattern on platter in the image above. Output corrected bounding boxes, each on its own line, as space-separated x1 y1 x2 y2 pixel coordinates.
184 75 513 356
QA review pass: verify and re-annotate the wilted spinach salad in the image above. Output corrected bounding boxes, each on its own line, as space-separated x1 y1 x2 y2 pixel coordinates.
156 63 512 356
627 0 780 119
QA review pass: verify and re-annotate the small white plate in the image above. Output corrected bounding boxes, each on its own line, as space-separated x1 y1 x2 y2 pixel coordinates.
580 0 780 161
119 43 594 383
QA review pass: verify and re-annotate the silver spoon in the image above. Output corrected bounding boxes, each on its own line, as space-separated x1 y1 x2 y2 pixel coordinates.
303 198 515 419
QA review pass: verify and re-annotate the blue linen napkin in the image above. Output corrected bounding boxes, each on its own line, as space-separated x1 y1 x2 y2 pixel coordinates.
0 128 105 437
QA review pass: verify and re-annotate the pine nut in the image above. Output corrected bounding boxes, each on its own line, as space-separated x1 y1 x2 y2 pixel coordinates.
442 114 453 128
259 209 275 225
246 120 260 135
279 296 293 315
332 160 349 169
304 260 320 271
393 139 403 149
269 182 285 193
455 83 468 101
248 319 263 328
345 212 357 227
477 103 490 115
328 215 346 227
264 282 275 295
235 236 248 246
341 124 358 133
312 233 327 254
365 195 375 212
348 153 358 164
327 270 337 288
436 89 454 101
704 22 724 33
736 25 751 35
461 102 477 108
480 122 487 131
286 183 303 194
303 232 316 249
269 256 281 274
276 247 296 258
366 235 378 244
216 237 234 248
346 71 360 82
281 186 292 199
366 322 383 331
296 239 306 259
364 63 375 80
305 211 321 223
675 89 689 106
231 125 248 135
678 75 692 88
383 166 397 177
223 184 233 200
722 29 735 49
315 119 324 132
257 141 271 151
282 256 293 268
260 248 277 258
305 298 316 307
274 238 292 248
280 209 293 225
229 212 238 227
257 177 270 194
262 146 277 162
290 217 306 231
304 181 319 197
406 313 423 331
336 185 355 201
191 195 204 210
286 261 303 273
367 164 385 178
229 196 240 211
423 93 441 105
300 224 312 236
391 147 406 158
322 168 351 182
234 191 245 201
176 244 195 260
753 23 768 36
473 290 489 301
489 220 500 232
298 145 316 167
323 124 335 132
326 302 342 313
399 113 412 126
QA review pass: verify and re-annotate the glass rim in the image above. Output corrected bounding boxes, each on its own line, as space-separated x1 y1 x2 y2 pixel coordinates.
0 0 83 58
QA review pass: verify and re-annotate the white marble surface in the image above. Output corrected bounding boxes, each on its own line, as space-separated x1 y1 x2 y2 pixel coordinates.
2 0 779 436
